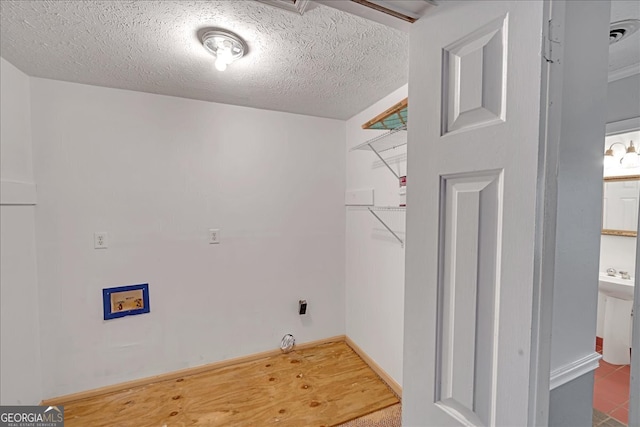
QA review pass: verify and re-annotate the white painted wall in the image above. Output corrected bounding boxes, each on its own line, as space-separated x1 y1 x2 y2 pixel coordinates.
30 78 346 398
548 1 610 424
599 236 637 279
0 57 43 405
550 0 610 372
1 59 34 183
552 1 609 370
607 74 640 124
345 84 407 387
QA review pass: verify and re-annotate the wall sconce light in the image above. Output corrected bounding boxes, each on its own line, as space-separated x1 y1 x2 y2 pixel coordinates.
201 29 247 72
605 141 639 169
621 141 639 168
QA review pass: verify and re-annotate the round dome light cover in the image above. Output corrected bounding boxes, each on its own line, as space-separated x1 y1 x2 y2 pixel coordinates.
202 30 247 62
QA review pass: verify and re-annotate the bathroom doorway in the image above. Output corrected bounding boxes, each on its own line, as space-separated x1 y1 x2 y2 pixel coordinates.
594 121 640 426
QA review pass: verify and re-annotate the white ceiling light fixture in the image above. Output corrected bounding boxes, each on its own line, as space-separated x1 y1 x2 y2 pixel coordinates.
201 29 247 72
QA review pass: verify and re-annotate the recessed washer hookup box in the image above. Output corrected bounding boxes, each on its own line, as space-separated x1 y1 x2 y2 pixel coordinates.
103 283 150 320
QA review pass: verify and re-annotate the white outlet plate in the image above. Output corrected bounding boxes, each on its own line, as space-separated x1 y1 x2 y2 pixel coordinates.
209 229 220 244
94 232 108 249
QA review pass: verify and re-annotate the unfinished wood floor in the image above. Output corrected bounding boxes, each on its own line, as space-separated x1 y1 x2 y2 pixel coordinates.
63 341 399 427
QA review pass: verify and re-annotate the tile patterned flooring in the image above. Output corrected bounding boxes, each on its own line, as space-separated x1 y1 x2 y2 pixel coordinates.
593 409 627 427
593 341 630 425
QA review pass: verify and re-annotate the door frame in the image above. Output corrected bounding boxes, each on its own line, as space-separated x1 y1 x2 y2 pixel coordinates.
527 2 558 423
633 182 640 427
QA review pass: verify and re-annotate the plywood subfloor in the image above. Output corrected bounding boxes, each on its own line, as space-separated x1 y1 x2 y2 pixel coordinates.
62 341 399 427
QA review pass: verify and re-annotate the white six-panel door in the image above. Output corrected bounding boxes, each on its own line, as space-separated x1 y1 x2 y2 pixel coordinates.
603 179 640 231
403 1 546 425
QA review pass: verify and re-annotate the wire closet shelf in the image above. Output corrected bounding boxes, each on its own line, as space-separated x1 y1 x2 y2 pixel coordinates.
349 124 408 153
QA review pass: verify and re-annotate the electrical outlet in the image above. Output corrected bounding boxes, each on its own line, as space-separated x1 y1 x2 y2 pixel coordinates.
209 229 220 244
94 232 108 249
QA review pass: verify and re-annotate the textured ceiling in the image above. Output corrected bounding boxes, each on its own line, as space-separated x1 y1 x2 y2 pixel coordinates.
1 1 637 120
609 1 640 73
0 1 409 120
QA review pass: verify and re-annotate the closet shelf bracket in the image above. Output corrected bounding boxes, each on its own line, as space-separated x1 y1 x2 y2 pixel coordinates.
368 207 404 248
368 143 400 180
350 124 407 181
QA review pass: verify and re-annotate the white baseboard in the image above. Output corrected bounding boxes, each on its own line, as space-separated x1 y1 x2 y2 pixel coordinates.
550 352 601 390
345 336 402 398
